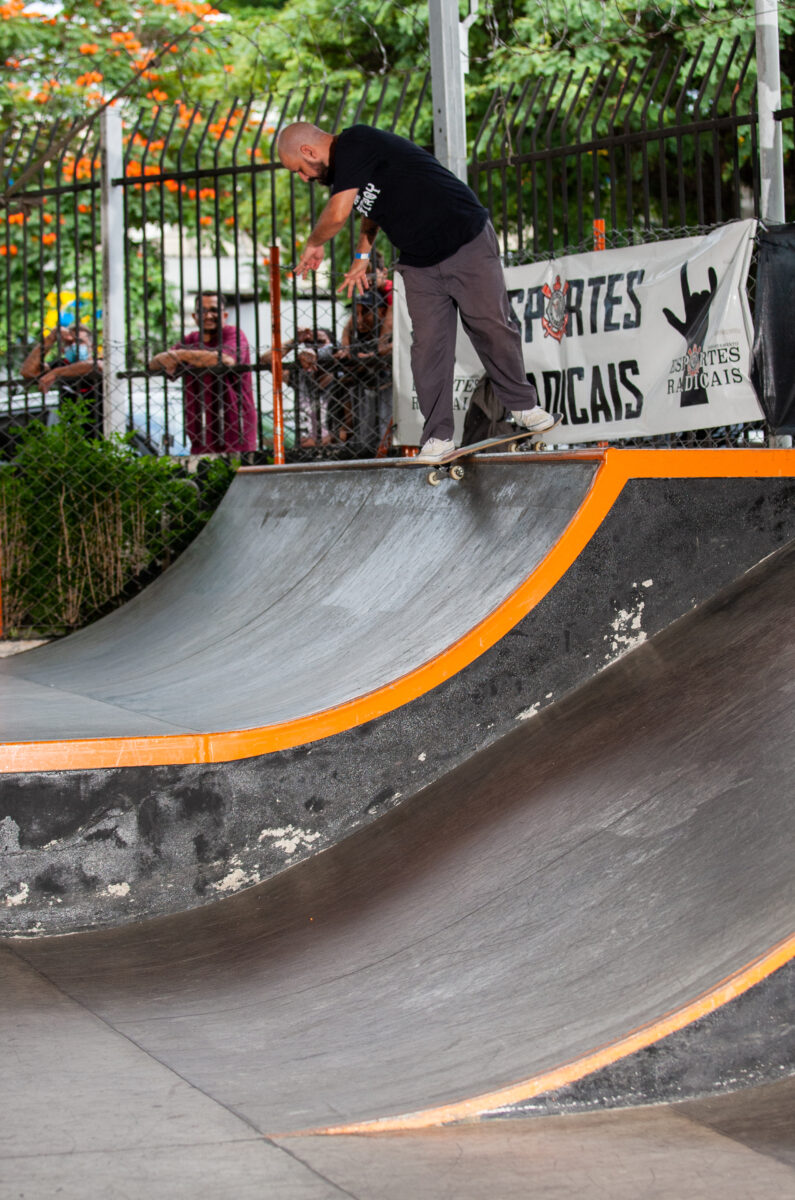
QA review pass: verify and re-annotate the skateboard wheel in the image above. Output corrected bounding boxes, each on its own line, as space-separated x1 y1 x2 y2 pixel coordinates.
509 440 521 453
450 464 465 481
427 469 442 486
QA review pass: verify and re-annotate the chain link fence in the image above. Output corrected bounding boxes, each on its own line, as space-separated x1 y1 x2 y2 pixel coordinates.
0 50 789 637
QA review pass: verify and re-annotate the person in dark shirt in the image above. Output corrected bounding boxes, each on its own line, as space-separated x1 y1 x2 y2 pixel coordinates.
278 121 556 461
20 323 104 436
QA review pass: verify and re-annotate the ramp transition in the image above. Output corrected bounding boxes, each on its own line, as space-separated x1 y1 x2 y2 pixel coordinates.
0 448 793 932
4 541 793 1135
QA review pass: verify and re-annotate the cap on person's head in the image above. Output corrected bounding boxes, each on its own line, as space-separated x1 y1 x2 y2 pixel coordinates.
355 290 381 309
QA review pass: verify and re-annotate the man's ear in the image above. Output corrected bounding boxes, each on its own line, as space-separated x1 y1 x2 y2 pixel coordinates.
300 143 317 161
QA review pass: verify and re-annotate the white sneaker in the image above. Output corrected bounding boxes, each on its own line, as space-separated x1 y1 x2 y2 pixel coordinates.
415 437 456 463
511 405 557 432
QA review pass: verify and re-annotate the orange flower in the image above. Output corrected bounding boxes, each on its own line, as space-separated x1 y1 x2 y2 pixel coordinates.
199 215 212 226
41 232 57 245
0 244 18 256
78 203 92 213
79 43 99 54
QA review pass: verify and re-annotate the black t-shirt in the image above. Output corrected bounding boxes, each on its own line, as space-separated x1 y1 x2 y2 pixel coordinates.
330 125 487 268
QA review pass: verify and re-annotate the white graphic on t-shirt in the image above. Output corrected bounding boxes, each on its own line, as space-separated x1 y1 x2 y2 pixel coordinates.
354 182 380 217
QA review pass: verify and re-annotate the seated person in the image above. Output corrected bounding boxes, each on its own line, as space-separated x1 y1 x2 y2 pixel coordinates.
20 323 103 434
149 292 257 454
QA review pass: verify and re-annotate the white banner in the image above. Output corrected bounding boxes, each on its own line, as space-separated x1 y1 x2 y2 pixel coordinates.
393 220 762 445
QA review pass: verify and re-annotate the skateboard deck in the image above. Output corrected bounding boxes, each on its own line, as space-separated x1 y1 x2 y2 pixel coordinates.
423 414 563 485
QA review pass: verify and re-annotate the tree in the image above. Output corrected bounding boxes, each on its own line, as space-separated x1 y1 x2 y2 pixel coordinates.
1 0 227 129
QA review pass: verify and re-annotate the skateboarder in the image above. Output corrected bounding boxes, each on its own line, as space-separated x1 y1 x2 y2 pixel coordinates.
278 121 556 462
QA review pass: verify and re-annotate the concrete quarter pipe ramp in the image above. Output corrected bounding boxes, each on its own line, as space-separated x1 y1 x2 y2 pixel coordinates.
1 525 793 1138
0 448 793 933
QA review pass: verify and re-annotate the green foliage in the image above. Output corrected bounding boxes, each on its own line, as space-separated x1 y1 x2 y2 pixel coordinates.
0 398 236 635
0 0 226 127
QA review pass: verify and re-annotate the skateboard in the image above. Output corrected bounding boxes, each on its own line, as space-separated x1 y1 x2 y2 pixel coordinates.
423 414 564 486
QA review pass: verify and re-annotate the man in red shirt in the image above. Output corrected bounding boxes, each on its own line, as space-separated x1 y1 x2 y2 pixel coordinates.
149 293 257 454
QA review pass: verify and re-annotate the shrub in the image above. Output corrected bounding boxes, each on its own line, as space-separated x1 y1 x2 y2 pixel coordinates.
0 399 236 636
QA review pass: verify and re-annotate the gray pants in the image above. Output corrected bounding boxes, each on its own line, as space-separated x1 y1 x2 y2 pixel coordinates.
397 221 538 444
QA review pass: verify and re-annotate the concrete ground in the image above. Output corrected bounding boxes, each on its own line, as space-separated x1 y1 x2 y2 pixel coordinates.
3 917 794 1195
0 639 49 657
2 970 792 1200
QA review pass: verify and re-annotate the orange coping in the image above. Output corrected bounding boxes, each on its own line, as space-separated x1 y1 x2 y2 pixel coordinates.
1 447 793 774
288 930 795 1136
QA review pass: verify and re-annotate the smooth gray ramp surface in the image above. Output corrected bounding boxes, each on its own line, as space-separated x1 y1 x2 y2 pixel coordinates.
5 541 793 1136
0 460 597 740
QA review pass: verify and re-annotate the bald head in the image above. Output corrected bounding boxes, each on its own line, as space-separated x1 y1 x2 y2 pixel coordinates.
277 122 335 184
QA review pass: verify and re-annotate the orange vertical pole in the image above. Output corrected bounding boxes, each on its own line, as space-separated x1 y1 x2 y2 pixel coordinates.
593 219 607 446
269 245 285 465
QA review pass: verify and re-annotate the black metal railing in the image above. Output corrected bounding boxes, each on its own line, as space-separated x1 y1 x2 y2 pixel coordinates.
0 50 791 633
471 38 765 260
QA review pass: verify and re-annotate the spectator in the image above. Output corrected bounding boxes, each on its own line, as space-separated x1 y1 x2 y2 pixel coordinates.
148 292 257 454
335 290 393 453
366 249 393 309
20 323 103 434
261 327 337 448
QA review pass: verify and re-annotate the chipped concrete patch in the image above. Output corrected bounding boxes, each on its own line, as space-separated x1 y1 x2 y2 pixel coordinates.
516 703 541 721
212 866 261 894
605 598 648 661
4 881 29 907
104 882 131 899
258 825 322 857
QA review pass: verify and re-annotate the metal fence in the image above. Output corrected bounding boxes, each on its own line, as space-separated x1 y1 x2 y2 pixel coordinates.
0 43 790 633
472 37 769 257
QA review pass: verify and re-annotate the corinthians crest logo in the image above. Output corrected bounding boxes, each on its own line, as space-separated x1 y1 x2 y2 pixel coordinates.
542 276 569 342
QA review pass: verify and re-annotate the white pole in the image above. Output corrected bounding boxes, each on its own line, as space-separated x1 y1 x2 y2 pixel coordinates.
428 0 469 182
754 0 785 223
754 2 791 446
100 106 127 438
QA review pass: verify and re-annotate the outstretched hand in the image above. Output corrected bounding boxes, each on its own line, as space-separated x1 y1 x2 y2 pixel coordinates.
337 257 369 299
295 244 324 278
